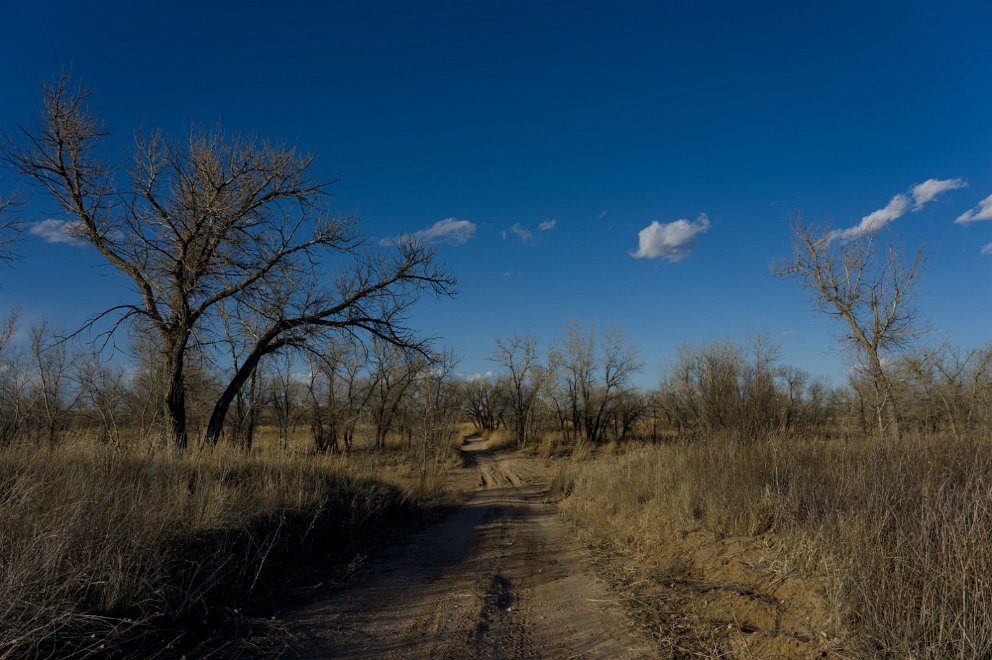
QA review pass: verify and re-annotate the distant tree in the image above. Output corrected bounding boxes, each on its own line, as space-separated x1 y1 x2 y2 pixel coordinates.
897 342 992 440
0 311 29 445
663 340 746 436
2 74 454 448
366 338 423 450
550 322 642 444
459 374 507 433
27 322 80 445
409 351 458 486
775 218 925 440
266 351 302 451
493 333 547 447
73 353 127 445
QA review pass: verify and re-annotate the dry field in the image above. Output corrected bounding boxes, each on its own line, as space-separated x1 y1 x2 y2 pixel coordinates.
0 429 458 658
553 434 992 658
5 426 992 659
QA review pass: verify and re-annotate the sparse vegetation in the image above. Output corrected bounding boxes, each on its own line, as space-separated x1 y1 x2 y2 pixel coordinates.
553 433 992 657
0 431 457 658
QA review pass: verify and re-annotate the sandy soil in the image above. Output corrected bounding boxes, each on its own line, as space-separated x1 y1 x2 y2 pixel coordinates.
286 437 653 658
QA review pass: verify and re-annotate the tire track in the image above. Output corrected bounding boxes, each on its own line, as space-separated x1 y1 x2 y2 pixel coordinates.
287 437 652 658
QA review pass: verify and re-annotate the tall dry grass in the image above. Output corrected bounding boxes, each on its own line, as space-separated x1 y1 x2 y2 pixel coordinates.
0 433 453 658
553 434 992 657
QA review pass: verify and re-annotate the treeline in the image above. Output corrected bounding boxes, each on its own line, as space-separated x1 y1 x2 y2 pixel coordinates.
467 325 992 448
0 317 462 457
6 313 992 451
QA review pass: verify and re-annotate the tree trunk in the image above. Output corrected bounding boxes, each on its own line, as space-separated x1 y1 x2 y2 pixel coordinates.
869 354 900 442
206 348 266 446
164 346 188 449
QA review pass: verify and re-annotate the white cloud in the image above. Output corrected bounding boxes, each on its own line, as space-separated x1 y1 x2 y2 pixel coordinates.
981 243 992 255
830 178 965 241
538 219 557 231
501 223 534 243
29 219 87 246
955 194 992 225
382 217 476 246
596 210 607 220
829 194 911 241
630 213 710 261
911 178 966 209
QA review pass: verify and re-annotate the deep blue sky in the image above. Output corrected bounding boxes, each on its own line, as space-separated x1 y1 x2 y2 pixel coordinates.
2 0 991 385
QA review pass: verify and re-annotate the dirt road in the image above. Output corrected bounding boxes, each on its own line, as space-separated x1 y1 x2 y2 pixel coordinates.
288 437 652 658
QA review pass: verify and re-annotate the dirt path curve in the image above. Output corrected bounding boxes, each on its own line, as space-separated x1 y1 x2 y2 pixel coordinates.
287 437 652 659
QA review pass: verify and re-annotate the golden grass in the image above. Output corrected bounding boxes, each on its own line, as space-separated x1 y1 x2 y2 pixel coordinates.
480 428 516 451
553 434 992 657
0 434 454 657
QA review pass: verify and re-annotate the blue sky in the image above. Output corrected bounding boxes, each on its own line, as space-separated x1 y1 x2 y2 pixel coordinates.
1 0 991 386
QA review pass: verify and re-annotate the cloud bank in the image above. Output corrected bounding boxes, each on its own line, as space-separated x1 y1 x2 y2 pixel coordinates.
829 178 966 241
630 213 710 262
29 219 87 246
382 217 477 246
955 194 992 225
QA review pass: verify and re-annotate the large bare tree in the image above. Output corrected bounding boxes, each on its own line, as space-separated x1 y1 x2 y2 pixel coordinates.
775 217 925 440
2 75 454 448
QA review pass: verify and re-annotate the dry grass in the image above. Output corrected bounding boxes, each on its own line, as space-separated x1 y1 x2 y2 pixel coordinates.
479 428 517 451
0 433 455 658
553 434 992 657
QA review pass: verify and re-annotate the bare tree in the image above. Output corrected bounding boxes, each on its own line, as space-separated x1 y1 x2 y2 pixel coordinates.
218 304 264 450
663 341 745 436
898 342 992 440
0 311 29 445
73 353 127 445
266 351 301 451
493 333 547 448
27 322 80 444
3 75 454 448
550 322 642 445
459 374 507 433
366 338 423 451
305 342 345 453
774 218 925 440
0 192 22 264
409 351 458 487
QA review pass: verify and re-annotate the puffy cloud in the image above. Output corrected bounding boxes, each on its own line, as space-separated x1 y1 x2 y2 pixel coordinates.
955 194 992 225
382 217 476 245
911 178 966 209
630 213 710 261
29 219 87 246
501 223 534 243
538 219 557 231
830 178 965 241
